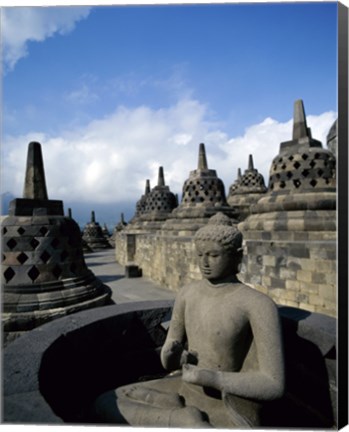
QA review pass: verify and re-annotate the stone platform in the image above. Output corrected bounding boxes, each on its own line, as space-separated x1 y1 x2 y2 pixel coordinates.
84 249 176 304
2 300 336 428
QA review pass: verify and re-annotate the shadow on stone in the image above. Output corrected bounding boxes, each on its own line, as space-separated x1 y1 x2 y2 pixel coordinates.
38 308 169 423
261 307 335 428
95 275 124 284
4 303 336 428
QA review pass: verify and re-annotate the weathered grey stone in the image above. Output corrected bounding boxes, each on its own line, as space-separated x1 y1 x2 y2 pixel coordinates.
23 141 49 200
125 264 142 278
227 154 267 220
131 166 178 229
2 298 336 428
82 211 112 250
326 119 337 156
1 142 112 337
99 213 285 427
239 100 337 317
162 143 238 234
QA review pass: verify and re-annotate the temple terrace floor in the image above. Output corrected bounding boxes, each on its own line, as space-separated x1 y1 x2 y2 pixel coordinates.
84 249 176 304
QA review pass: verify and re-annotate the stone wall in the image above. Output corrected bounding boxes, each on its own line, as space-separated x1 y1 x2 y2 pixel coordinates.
115 231 201 290
116 222 336 318
239 232 336 317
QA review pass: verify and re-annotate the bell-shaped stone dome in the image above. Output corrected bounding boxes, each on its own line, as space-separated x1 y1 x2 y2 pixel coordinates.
82 211 112 250
1 142 111 337
141 166 178 220
180 143 227 208
162 143 238 235
228 168 242 195
227 155 267 220
129 179 151 223
238 100 336 317
268 100 336 196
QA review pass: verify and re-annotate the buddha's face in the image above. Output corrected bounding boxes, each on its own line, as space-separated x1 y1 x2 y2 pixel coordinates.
195 240 235 282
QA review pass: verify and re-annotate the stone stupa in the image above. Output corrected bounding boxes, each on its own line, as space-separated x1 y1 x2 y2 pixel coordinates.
239 100 336 316
163 143 238 235
110 213 128 247
227 155 267 221
1 142 112 342
82 211 112 251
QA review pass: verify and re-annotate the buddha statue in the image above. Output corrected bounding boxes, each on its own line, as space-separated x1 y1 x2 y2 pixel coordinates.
93 213 285 427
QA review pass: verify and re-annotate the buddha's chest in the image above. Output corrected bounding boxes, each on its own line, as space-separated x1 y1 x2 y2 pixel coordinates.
183 291 250 359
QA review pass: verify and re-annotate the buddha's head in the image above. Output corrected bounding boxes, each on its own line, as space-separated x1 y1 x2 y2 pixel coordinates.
194 213 243 282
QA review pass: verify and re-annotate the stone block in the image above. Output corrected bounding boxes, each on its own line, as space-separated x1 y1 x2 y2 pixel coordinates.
295 293 308 303
270 277 285 289
299 302 316 312
289 244 310 259
285 290 300 302
285 280 301 290
261 275 271 287
125 264 142 278
312 272 327 284
325 272 337 285
263 255 276 266
297 270 313 283
295 258 316 272
282 299 299 308
293 232 309 241
280 268 297 280
319 285 335 302
308 294 325 307
299 281 320 294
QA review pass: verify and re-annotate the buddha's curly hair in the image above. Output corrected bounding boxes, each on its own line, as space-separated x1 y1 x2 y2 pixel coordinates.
194 213 243 253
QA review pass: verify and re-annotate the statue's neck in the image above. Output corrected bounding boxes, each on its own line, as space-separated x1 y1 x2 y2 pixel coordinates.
204 274 240 287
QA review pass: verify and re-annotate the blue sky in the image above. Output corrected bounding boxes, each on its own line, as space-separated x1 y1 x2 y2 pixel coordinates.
1 2 338 227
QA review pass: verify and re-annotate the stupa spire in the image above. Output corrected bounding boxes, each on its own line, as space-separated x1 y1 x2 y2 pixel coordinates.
292 99 310 140
158 166 165 187
145 180 151 194
23 141 48 200
198 143 208 170
91 210 96 223
238 168 242 179
248 154 254 170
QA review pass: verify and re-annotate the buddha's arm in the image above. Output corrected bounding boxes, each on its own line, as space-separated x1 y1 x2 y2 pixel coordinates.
161 290 187 371
182 297 285 401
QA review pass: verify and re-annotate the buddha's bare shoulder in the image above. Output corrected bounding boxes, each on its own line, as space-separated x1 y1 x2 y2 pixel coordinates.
235 282 278 314
176 280 208 298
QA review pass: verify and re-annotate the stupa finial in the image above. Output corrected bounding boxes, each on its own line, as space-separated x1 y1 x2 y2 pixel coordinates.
198 143 208 170
293 99 310 140
23 141 48 200
248 154 254 170
68 208 72 219
145 180 151 194
158 166 165 187
91 210 96 223
121 212 125 223
238 168 242 179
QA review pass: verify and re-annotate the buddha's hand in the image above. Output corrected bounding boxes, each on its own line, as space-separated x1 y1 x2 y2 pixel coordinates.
162 341 198 371
180 349 198 366
162 340 185 370
182 364 219 388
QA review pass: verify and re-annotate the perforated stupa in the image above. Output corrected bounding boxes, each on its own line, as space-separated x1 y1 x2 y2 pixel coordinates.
1 142 111 339
227 155 267 220
163 143 238 234
239 100 336 316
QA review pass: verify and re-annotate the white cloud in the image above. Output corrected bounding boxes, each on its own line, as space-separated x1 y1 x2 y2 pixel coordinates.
1 7 91 71
2 99 336 207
